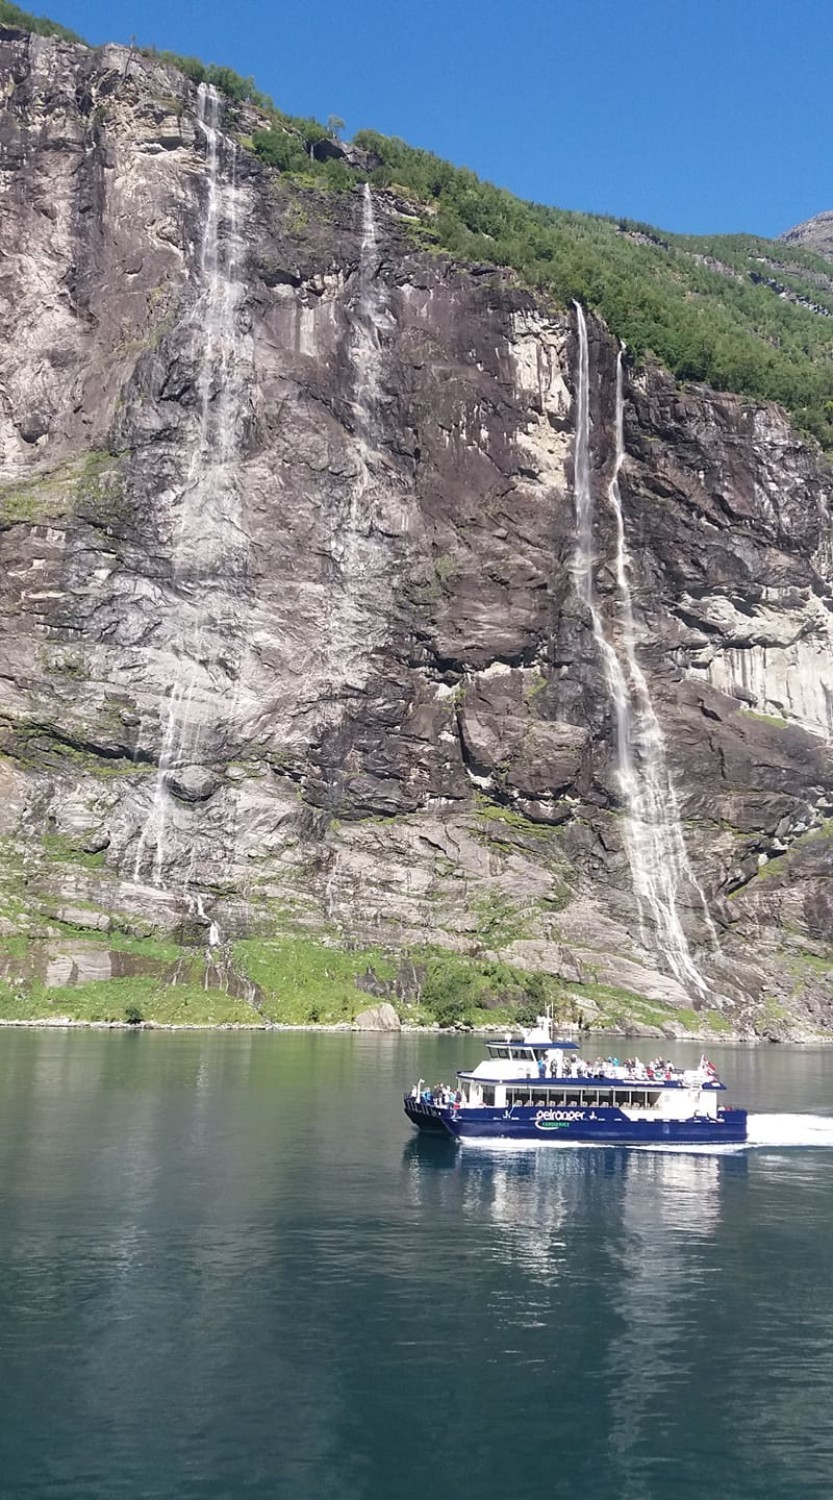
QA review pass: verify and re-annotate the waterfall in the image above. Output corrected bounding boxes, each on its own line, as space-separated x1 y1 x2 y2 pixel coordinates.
347 181 384 517
326 182 387 688
134 83 248 890
572 304 712 994
355 182 383 439
195 893 221 948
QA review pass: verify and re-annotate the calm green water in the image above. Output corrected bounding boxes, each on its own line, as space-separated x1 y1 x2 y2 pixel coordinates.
1 1031 832 1500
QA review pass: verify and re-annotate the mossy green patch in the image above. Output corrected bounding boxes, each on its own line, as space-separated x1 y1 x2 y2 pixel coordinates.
571 981 704 1034
0 976 259 1025
757 995 789 1029
795 951 833 975
38 650 88 681
470 892 531 949
41 833 106 869
2 718 152 780
101 931 187 964
523 671 548 705
0 935 33 960
0 837 29 924
0 451 125 528
474 798 554 839
405 946 571 1029
73 450 128 526
233 937 396 1024
740 710 789 728
755 819 833 886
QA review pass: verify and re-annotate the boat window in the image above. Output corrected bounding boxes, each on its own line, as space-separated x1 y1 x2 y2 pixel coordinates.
482 1087 495 1107
566 1095 580 1108
583 1092 597 1107
598 1091 613 1106
648 1092 661 1107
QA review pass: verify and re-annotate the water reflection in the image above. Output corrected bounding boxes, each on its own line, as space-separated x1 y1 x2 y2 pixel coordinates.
1 1031 831 1500
402 1138 739 1302
604 1152 725 1488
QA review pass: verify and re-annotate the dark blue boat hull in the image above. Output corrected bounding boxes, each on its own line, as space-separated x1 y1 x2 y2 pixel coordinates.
404 1097 748 1146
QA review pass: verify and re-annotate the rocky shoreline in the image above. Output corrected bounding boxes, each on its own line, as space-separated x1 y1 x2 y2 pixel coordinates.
0 1015 828 1044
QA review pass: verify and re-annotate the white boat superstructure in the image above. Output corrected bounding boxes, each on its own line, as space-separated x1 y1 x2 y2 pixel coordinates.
405 1013 748 1145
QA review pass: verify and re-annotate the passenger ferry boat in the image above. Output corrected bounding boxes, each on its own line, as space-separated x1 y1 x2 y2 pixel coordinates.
404 1015 748 1146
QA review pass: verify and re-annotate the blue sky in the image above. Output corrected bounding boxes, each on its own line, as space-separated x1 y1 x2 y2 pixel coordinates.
44 0 830 237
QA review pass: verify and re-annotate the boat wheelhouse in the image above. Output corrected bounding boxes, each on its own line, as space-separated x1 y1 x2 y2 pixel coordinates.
404 1015 748 1146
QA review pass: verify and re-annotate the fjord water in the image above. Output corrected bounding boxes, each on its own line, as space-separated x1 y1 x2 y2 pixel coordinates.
1 1033 832 1500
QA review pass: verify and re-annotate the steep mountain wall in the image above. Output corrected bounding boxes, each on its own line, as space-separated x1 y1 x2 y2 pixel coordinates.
1 32 833 1033
782 210 833 262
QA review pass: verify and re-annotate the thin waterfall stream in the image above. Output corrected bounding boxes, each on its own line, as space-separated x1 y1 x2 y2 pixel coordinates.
133 83 250 964
326 181 387 690
572 304 713 994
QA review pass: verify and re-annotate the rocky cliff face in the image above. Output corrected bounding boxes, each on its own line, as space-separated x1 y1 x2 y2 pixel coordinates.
2 31 833 1034
781 210 833 262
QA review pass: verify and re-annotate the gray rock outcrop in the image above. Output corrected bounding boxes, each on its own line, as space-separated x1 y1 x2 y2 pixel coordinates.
781 210 833 262
354 1003 401 1031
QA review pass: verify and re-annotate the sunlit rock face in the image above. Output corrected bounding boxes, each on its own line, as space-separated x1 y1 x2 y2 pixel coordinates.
781 209 833 263
1 31 833 1033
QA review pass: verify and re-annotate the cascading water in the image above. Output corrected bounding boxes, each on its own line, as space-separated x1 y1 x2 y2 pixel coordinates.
195 893 221 949
572 304 713 994
134 83 249 904
354 181 383 460
343 181 383 537
326 182 388 687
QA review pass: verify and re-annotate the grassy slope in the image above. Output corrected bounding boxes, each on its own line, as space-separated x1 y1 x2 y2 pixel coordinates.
0 925 739 1034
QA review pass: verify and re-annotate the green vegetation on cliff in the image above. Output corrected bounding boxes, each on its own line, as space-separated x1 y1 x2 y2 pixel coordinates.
251 121 833 449
140 51 274 110
353 134 833 449
0 1 81 40
6 6 833 445
0 924 735 1034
